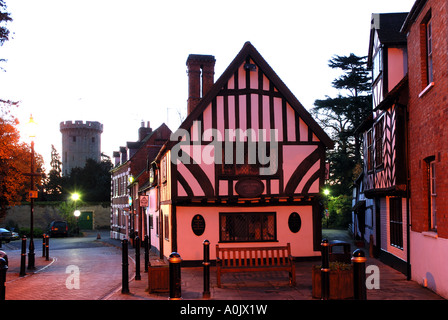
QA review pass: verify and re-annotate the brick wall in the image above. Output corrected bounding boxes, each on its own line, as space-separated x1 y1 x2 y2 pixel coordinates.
407 0 448 238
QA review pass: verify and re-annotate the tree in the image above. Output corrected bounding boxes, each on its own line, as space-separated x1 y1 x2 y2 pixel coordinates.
313 54 371 229
0 103 44 218
43 145 63 200
0 0 12 71
312 53 371 195
60 158 113 202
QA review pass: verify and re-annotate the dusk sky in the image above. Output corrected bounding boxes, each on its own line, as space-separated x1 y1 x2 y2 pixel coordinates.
0 0 416 170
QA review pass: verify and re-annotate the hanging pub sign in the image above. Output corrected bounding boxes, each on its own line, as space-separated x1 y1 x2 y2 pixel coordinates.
139 195 149 207
191 214 206 236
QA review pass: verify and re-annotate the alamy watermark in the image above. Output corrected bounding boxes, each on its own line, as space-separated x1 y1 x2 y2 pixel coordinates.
65 265 80 290
366 265 380 289
170 121 279 175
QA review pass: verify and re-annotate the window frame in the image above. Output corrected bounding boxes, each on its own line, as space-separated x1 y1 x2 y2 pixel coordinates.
429 160 437 231
219 212 277 243
426 19 433 84
374 117 384 169
366 129 374 172
389 197 403 249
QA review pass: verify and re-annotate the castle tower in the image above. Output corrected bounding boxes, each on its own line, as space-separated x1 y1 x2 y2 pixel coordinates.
60 120 103 176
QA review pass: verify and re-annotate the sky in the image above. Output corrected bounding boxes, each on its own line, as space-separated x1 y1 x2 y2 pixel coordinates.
0 0 416 171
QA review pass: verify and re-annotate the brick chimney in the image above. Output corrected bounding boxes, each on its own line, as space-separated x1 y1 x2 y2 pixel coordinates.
186 54 216 115
138 121 152 141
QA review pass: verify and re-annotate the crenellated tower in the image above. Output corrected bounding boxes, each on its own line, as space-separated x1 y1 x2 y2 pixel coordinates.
60 120 103 176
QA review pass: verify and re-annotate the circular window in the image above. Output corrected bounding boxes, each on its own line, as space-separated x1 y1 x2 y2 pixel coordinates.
288 212 302 233
191 214 206 236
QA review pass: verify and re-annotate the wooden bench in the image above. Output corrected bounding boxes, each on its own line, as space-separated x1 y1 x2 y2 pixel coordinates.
215 243 296 288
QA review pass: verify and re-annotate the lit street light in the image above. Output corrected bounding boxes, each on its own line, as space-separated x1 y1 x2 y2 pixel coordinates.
72 193 81 235
71 193 80 202
74 210 81 235
25 114 41 270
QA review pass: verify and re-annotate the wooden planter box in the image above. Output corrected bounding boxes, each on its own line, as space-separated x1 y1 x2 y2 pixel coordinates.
312 266 354 299
147 264 169 293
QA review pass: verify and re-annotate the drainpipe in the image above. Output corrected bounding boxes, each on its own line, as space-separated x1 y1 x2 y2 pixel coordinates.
403 103 411 281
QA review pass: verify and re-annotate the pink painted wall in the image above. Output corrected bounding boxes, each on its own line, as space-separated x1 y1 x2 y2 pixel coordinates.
175 205 318 261
387 47 407 92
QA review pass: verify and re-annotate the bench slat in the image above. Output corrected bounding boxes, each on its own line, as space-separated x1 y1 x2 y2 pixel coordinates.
216 243 296 288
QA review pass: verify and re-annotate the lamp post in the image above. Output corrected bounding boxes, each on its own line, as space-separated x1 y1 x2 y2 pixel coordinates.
26 115 39 270
323 188 330 229
72 193 80 235
74 210 81 235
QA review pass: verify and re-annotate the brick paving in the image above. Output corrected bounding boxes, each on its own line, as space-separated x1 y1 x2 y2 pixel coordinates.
0 230 444 301
104 231 445 301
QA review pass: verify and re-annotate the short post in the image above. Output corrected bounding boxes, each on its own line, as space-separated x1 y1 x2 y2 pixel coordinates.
352 249 367 300
20 236 27 277
202 240 211 298
42 234 46 257
45 234 49 261
135 235 141 280
121 239 129 294
0 257 7 300
144 235 149 273
169 252 182 300
0 251 7 266
321 238 330 300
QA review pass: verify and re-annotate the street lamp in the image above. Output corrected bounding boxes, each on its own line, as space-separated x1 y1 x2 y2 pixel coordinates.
26 114 39 270
71 193 80 201
71 193 80 235
74 210 81 235
323 188 331 229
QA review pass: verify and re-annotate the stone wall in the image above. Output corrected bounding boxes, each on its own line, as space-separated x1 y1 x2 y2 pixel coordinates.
1 203 110 231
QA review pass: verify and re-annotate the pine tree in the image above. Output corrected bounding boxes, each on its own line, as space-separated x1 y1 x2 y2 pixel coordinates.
43 145 63 200
312 53 371 195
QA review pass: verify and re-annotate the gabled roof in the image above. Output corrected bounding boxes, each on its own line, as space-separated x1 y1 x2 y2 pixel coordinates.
368 13 408 67
179 41 334 149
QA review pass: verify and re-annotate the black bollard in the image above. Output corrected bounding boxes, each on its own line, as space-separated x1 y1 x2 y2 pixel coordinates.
202 240 211 298
42 234 46 257
0 251 7 267
121 239 129 294
20 236 27 277
0 257 7 300
135 235 141 280
144 235 149 273
352 249 367 300
45 235 50 261
169 252 182 300
321 238 330 300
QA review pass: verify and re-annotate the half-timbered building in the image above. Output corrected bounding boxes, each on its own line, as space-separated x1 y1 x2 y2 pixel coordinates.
354 12 410 274
355 2 448 300
150 42 333 262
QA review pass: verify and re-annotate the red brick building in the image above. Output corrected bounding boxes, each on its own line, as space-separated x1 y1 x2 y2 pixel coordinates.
402 0 448 298
110 122 171 242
